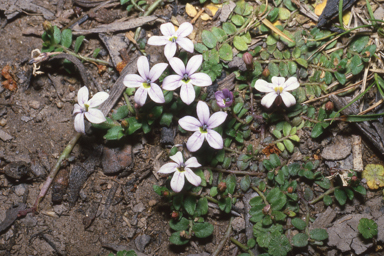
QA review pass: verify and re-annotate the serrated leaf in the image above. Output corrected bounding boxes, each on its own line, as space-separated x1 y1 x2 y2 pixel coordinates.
112 105 129 120
127 117 142 135
240 175 251 192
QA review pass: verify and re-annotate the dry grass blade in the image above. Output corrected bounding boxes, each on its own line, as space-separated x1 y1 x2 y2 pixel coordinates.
261 19 294 43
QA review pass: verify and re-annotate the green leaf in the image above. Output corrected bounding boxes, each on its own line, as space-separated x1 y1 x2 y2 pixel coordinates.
202 30 218 49
153 184 168 196
266 188 287 211
323 195 332 206
289 135 300 142
292 233 308 247
283 139 294 153
195 43 208 53
127 117 142 135
160 113 173 127
282 122 291 137
210 187 218 197
92 117 116 130
222 22 237 35
233 102 244 114
269 154 281 168
267 7 279 22
74 36 85 53
196 197 209 216
231 14 245 26
311 123 324 138
184 195 196 215
309 228 329 241
268 234 292 256
268 62 279 77
169 217 190 231
272 129 282 139
352 185 366 195
276 142 285 151
226 174 237 195
315 178 331 189
350 36 369 53
53 26 61 44
173 194 183 210
193 222 214 238
93 48 101 58
116 250 137 256
233 36 248 51
334 188 347 205
358 218 378 239
112 105 129 120
211 27 227 42
219 43 233 61
61 29 72 48
240 175 251 192
121 0 130 4
104 126 124 140
295 58 308 68
170 231 189 245
350 55 364 75
292 218 306 230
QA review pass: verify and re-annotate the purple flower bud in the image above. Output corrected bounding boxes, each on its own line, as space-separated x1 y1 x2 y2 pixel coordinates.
214 89 234 108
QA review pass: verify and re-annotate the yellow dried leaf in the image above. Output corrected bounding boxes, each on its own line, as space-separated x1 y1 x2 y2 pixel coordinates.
205 3 220 16
314 0 327 16
273 20 282 26
186 3 197 17
200 13 212 21
170 16 179 26
362 164 384 190
343 11 352 26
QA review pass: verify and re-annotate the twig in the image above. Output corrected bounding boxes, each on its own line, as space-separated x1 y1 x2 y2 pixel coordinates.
211 217 234 256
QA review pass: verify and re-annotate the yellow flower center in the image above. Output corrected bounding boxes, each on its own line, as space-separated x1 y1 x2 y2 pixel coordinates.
84 103 89 112
274 86 283 95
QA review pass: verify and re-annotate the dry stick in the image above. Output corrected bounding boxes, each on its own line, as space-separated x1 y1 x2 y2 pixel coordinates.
212 217 234 256
358 98 384 115
359 64 370 112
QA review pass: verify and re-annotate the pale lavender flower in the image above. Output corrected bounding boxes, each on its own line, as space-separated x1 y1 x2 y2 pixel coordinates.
73 86 109 134
123 56 168 106
147 22 194 60
162 55 212 105
158 152 202 193
255 76 300 108
179 101 227 152
215 89 234 108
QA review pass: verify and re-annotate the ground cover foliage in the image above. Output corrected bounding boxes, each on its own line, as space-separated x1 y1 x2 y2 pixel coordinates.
1 0 384 255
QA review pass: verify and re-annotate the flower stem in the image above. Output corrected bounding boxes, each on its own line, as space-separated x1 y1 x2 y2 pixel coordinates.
309 186 341 204
251 186 268 205
131 0 145 12
230 237 255 256
63 49 111 66
123 92 136 115
134 0 163 41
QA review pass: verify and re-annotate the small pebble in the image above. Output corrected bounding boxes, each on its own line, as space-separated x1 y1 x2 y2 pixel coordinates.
148 200 157 207
56 102 63 109
29 100 40 109
14 184 26 196
231 217 245 232
0 119 7 126
133 202 145 213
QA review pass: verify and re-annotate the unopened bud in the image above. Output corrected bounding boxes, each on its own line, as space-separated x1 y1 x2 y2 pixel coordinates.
351 176 358 182
243 52 253 70
287 187 293 193
325 101 334 112
171 211 179 219
262 67 270 77
121 119 128 128
218 181 227 192
162 191 170 197
362 51 371 58
262 204 271 215
43 21 53 32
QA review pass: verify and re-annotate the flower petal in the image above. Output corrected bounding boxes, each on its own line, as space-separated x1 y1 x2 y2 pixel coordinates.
77 86 89 106
197 101 210 125
184 168 202 187
73 104 82 115
186 131 205 152
148 83 165 104
176 37 194 53
134 87 148 106
179 116 201 131
88 92 109 108
176 22 193 38
207 112 227 129
137 56 150 80
123 74 146 88
169 57 186 76
74 113 85 134
206 129 224 149
190 73 212 87
164 42 177 60
185 157 201 168
255 79 274 93
186 55 203 75
147 35 169 46
280 91 296 107
160 22 176 37
170 152 183 165
283 77 300 91
162 75 183 91
180 83 196 105
261 92 278 108
271 77 286 86
158 162 178 174
171 171 185 193
149 63 168 82
85 108 106 124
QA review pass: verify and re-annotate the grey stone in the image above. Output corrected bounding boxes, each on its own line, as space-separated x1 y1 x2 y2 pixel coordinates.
321 136 351 160
135 234 151 252
374 6 384 20
187 253 210 256
53 205 67 216
14 184 26 196
231 217 245 232
133 202 145 213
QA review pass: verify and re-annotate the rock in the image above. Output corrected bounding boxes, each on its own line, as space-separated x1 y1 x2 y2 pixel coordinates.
0 118 6 126
14 184 26 196
28 100 40 109
374 6 384 20
53 205 67 216
135 234 151 252
101 144 133 174
321 136 351 160
0 128 13 141
376 215 384 243
133 202 145 213
148 200 157 207
127 228 137 238
21 214 37 227
220 1 236 22
327 214 373 254
231 217 245 232
3 161 31 180
310 207 336 230
160 127 175 145
228 57 247 71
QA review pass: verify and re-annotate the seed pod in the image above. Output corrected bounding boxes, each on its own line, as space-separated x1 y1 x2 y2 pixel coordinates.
325 101 334 112
262 204 271 215
218 181 227 192
262 67 270 77
287 187 293 193
242 52 254 70
52 168 69 204
171 211 179 219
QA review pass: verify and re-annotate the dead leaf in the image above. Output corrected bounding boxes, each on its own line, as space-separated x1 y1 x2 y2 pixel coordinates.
205 3 221 16
315 0 327 16
362 164 384 190
1 65 17 91
186 3 197 17
262 144 281 156
200 13 212 21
